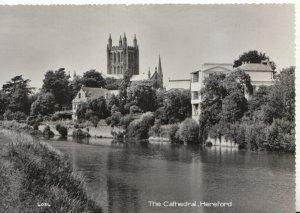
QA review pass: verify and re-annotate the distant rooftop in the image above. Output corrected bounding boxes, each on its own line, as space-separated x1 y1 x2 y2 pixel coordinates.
81 86 110 99
237 62 273 72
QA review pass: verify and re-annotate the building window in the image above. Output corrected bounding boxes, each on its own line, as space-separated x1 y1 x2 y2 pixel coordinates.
118 52 120 62
78 93 81 99
114 53 116 62
193 73 199 82
193 104 199 115
114 66 116 74
192 91 199 100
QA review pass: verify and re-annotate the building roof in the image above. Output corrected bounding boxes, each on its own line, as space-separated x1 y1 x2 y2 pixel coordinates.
81 86 110 99
237 63 273 72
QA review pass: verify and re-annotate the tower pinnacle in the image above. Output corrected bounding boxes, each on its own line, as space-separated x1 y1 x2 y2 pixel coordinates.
158 55 163 76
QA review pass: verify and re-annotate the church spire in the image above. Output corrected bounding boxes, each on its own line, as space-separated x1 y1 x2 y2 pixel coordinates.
158 55 163 76
108 33 112 49
133 34 137 47
123 32 127 47
148 67 151 79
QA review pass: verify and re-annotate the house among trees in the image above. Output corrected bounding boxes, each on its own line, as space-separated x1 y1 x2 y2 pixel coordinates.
235 59 274 94
191 63 233 120
72 86 117 120
191 61 275 121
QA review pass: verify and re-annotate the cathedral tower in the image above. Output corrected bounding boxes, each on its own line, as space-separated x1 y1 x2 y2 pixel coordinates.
107 33 139 76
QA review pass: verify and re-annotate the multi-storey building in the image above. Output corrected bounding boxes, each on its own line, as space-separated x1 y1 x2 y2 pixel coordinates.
191 61 275 121
190 63 234 121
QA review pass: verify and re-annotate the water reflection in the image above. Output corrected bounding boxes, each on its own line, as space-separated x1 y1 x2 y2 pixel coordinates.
31 137 296 213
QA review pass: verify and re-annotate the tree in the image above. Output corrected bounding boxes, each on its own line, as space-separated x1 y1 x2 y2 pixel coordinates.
179 118 199 144
30 92 56 116
105 77 121 90
87 97 110 120
162 89 191 123
260 66 295 124
0 91 9 114
233 50 276 70
199 73 227 130
42 68 71 108
221 91 248 123
70 74 83 99
2 75 33 114
107 94 120 112
82 70 106 88
126 83 157 112
118 70 132 111
76 97 109 124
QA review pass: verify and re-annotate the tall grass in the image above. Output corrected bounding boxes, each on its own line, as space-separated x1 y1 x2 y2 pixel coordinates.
0 129 102 212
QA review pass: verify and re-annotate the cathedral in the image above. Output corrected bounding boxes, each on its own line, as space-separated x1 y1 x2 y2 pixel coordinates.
106 33 164 90
107 33 139 75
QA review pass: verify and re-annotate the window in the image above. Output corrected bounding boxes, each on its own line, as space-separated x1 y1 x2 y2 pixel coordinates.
193 73 199 82
192 91 199 100
193 104 199 115
78 93 81 99
114 53 116 62
118 52 120 62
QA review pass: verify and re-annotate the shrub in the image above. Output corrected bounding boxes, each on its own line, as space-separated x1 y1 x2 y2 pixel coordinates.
119 115 134 130
109 111 122 127
127 112 155 140
51 111 72 121
168 124 182 144
42 125 54 137
3 111 27 122
56 124 68 137
179 118 199 144
129 105 143 114
72 129 91 138
148 119 162 137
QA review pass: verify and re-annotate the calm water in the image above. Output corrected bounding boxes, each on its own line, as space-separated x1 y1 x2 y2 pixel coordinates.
0 136 295 213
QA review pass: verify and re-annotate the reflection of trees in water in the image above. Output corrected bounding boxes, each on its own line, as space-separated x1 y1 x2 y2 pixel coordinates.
106 150 140 213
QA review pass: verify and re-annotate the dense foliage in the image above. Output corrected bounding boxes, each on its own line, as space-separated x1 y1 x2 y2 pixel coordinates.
200 67 295 152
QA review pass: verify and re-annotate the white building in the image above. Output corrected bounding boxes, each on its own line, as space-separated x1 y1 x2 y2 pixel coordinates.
235 60 274 93
191 63 233 121
166 78 191 91
191 61 275 121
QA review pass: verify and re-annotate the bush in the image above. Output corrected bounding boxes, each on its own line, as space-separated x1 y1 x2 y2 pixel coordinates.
56 124 68 137
42 125 54 137
0 130 101 212
129 105 143 114
3 111 27 122
127 112 155 140
119 115 134 130
72 129 91 138
148 119 162 137
179 118 199 144
51 111 72 121
168 124 182 144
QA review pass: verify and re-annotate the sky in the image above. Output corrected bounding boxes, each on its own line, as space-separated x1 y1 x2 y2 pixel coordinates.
0 4 295 89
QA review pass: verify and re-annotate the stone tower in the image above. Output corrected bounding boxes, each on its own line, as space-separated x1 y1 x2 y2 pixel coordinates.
107 33 139 75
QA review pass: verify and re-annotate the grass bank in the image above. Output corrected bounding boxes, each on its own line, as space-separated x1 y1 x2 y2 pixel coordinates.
0 129 102 212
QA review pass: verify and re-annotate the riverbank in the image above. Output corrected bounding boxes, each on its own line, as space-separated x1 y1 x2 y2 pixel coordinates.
0 129 102 212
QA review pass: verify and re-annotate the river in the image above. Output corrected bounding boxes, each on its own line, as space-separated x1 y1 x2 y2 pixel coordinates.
1 136 295 213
